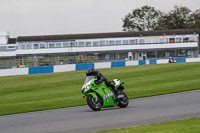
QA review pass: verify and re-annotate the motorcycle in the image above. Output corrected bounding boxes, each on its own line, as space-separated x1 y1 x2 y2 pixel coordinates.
169 57 176 63
82 76 129 111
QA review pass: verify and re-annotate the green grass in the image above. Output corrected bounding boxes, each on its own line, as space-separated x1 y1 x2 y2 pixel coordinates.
0 62 200 115
90 117 200 133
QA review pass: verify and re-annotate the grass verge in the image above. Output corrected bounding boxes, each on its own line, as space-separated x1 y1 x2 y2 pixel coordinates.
89 117 200 133
0 62 200 115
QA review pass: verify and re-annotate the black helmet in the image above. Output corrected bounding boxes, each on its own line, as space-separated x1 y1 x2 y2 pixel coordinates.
86 67 94 76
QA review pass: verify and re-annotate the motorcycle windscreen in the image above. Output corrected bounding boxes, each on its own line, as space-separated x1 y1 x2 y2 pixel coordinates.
84 76 95 86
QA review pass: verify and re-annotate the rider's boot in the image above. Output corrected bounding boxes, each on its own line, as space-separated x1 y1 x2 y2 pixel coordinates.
113 89 124 101
114 89 124 99
112 92 117 102
112 88 118 102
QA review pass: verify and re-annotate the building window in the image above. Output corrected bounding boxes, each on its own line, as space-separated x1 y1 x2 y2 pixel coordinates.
139 39 145 44
116 40 121 45
63 43 68 47
123 40 129 44
56 43 62 48
189 37 195 42
49 43 55 48
153 38 159 43
147 51 156 58
109 53 117 60
119 52 128 60
26 44 32 49
169 50 175 57
178 50 187 56
33 44 39 49
7 46 16 49
176 37 182 43
79 41 85 47
70 42 76 47
169 38 175 43
98 53 106 61
157 51 166 58
187 50 193 58
153 38 166 43
100 41 106 46
160 38 166 43
93 41 99 47
109 40 115 45
19 45 25 49
39 44 46 49
183 37 189 42
86 42 91 47
129 40 136 44
145 38 151 44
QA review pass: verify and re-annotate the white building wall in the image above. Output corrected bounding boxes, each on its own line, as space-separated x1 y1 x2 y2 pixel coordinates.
0 32 9 44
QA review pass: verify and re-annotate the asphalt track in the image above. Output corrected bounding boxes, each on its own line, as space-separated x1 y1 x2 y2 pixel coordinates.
0 90 200 133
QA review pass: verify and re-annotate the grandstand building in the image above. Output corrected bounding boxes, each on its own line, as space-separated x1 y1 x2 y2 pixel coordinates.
0 29 199 68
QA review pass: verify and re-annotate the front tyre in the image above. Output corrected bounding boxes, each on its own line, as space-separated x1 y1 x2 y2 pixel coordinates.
118 91 129 108
86 94 102 111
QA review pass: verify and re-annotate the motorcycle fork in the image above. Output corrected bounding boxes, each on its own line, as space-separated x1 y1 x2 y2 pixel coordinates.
95 95 98 102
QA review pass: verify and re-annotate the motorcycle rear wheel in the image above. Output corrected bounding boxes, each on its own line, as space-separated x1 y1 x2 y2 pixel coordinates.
86 94 102 111
118 91 129 108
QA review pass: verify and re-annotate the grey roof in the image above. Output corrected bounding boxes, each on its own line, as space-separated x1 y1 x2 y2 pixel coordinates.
17 29 199 42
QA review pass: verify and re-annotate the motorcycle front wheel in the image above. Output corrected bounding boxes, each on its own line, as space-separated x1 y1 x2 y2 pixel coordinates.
118 91 129 108
86 94 102 111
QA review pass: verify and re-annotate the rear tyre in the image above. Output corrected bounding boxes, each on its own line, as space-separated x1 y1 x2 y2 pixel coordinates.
118 91 129 108
86 94 102 111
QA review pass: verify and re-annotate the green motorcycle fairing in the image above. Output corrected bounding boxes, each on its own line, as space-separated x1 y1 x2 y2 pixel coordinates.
82 77 118 108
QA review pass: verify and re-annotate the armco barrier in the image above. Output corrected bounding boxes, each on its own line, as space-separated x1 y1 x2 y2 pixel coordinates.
139 60 146 65
126 60 138 66
1 58 200 77
111 61 125 68
0 68 28 76
186 58 200 62
174 58 186 63
76 63 94 71
54 64 76 73
157 59 169 64
150 60 157 64
29 66 54 74
95 62 111 69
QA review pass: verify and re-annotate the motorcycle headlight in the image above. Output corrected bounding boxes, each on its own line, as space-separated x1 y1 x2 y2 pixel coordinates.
83 85 90 92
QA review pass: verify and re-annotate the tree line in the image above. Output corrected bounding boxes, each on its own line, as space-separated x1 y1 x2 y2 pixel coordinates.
122 5 200 32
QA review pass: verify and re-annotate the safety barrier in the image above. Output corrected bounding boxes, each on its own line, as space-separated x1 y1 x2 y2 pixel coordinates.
111 61 125 68
149 60 157 64
138 60 146 65
29 66 54 74
1 58 200 77
76 63 94 71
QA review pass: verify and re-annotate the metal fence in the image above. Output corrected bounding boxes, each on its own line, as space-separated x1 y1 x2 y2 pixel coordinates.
0 55 98 69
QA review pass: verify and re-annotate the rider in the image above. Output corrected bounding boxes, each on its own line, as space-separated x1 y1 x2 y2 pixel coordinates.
86 67 119 98
169 57 174 63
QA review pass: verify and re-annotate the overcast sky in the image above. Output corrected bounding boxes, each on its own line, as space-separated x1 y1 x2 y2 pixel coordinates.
0 0 199 37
